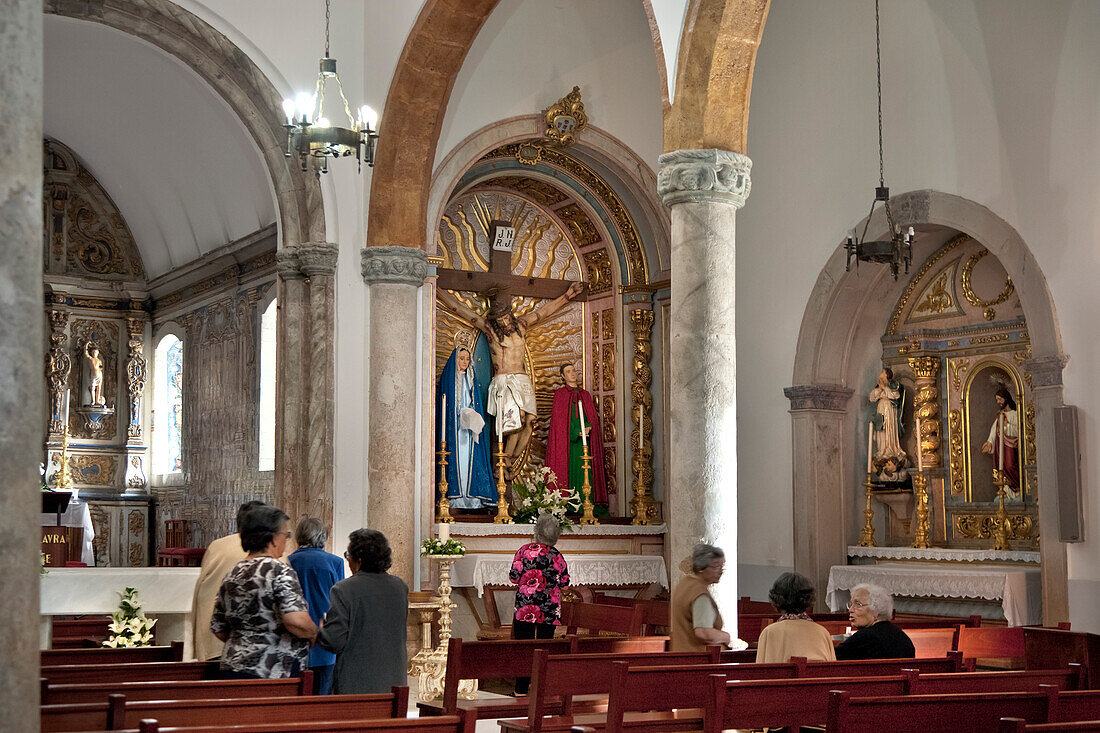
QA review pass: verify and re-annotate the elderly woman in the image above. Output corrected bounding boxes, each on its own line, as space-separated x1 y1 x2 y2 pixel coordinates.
671 543 732 651
509 514 570 694
317 529 408 694
287 517 344 694
835 583 915 660
211 506 317 679
755 572 835 663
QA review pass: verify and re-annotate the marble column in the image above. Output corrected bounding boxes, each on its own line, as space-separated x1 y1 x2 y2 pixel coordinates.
0 0 43 727
361 246 428 585
783 385 855 610
298 242 338 536
658 149 750 621
275 247 308 523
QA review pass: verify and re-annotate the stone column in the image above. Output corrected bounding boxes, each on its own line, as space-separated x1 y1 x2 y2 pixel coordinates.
298 242 338 535
361 246 428 585
783 385 855 609
0 0 43 727
1023 355 1070 623
275 247 308 522
658 149 750 620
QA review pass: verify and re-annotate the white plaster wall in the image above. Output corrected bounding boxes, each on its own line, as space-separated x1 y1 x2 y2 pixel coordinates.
435 0 663 174
738 0 1100 627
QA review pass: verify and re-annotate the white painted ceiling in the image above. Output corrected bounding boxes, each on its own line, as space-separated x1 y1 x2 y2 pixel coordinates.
44 16 277 280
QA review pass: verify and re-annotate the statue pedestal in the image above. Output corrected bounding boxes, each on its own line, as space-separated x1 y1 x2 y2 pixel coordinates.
74 405 115 435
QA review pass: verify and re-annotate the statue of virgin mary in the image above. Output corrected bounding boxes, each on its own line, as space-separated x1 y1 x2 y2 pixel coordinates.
436 331 497 509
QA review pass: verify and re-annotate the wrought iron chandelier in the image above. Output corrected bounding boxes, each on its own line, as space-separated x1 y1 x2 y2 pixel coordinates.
281 0 378 174
845 0 913 281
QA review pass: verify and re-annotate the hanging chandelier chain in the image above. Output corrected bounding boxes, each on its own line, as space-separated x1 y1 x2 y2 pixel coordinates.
324 0 331 58
875 0 885 189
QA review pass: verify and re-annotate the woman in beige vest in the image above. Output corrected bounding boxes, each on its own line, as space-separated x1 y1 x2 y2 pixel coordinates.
670 544 731 651
755 572 835 663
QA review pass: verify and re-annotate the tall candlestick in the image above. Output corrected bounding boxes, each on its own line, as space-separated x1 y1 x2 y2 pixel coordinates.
867 421 874 474
916 417 924 472
440 394 446 443
578 401 587 447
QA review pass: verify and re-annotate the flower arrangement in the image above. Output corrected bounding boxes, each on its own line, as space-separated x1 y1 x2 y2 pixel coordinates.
102 587 157 648
420 538 466 556
512 466 580 530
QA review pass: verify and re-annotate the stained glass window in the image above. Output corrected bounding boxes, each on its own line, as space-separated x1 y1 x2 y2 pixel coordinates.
155 334 183 474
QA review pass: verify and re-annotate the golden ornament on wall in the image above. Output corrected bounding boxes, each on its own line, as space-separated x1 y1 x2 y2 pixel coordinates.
962 248 1014 308
601 344 615 391
584 250 613 295
601 310 614 341
949 410 965 495
543 86 588 147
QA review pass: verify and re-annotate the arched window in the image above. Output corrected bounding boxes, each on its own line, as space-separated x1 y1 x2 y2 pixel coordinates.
257 298 277 471
154 334 184 475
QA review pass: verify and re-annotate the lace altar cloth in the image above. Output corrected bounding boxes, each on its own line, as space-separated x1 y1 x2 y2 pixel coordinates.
826 562 1041 626
441 523 667 537
451 553 669 596
847 545 1040 564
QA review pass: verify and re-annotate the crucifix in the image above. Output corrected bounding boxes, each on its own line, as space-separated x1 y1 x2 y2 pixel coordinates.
435 220 585 478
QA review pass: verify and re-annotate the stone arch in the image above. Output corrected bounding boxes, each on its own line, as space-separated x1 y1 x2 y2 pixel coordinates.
662 0 771 154
787 189 1068 622
44 0 324 248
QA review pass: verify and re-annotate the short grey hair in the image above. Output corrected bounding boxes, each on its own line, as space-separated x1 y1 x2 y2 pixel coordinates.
533 514 561 546
852 583 893 620
691 543 724 573
294 517 328 549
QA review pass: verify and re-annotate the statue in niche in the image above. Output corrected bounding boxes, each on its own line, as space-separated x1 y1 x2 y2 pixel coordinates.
437 281 582 478
82 341 106 407
436 330 496 509
545 362 607 505
981 386 1020 500
869 367 907 469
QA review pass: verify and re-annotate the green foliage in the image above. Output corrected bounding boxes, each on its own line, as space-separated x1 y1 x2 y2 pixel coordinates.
103 587 157 648
420 538 466 556
512 465 580 530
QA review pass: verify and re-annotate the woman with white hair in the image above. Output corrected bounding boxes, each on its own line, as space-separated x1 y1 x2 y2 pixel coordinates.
509 513 570 694
287 517 344 693
835 583 915 660
670 543 732 652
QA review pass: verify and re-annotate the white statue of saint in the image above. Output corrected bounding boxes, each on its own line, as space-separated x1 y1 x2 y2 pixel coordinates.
83 341 106 407
869 367 906 467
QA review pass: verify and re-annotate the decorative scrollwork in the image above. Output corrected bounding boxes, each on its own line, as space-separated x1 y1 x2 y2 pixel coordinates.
954 512 1034 541
949 410 965 495
962 248 1014 308
629 309 659 524
46 309 72 435
908 356 941 468
1024 405 1036 466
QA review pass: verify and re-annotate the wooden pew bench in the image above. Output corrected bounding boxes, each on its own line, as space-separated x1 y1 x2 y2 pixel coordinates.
42 674 313 705
1000 721 1100 733
42 687 407 732
67 710 483 733
825 688 1058 732
561 602 647 637
42 643 185 667
41 661 222 686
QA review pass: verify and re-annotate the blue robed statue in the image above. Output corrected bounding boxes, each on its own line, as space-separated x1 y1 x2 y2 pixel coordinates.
436 330 496 509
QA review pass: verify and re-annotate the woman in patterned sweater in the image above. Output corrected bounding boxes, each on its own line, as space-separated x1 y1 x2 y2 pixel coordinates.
509 513 570 694
211 506 317 679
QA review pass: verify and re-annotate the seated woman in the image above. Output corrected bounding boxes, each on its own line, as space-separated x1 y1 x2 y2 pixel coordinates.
755 572 835 663
835 583 915 660
211 506 317 678
317 529 409 694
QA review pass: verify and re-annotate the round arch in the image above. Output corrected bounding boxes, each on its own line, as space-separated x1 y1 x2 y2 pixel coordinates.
788 189 1068 622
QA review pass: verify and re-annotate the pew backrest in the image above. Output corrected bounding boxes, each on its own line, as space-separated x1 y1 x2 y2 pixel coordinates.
1049 689 1100 723
825 688 1057 733
602 662 723 733
799 652 966 677
910 666 1085 695
42 643 184 667
959 625 1026 662
43 675 312 705
1000 720 1100 733
560 601 646 637
91 708 478 733
569 635 668 654
441 637 572 714
41 661 220 685
905 626 961 658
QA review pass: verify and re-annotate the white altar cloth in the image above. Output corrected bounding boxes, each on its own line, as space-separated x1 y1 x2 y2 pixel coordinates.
826 563 1041 626
443 523 667 537
847 545 1040 564
40 567 200 656
41 497 95 566
451 553 668 596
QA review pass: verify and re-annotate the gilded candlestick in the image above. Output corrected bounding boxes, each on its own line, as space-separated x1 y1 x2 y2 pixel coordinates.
991 468 1011 551
436 442 453 524
54 427 75 493
911 471 932 549
493 440 512 524
579 442 597 525
857 473 877 547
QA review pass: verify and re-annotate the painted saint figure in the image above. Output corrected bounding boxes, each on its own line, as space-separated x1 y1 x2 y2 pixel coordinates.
981 387 1020 499
869 368 906 468
545 363 607 505
436 338 496 509
83 341 106 407
437 281 583 477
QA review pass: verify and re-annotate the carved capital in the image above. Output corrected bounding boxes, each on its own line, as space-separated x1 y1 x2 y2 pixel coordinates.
276 247 305 281
657 149 752 207
908 355 940 379
784 384 855 412
361 246 428 286
298 241 339 277
1023 355 1069 388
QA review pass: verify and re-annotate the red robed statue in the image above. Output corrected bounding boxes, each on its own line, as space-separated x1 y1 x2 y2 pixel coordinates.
545 363 607 505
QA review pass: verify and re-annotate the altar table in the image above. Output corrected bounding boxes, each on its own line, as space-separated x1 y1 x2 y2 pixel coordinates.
40 567 199 656
451 553 669 597
825 562 1042 626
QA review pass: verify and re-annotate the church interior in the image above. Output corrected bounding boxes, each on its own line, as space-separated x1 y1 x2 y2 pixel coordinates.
6 0 1100 729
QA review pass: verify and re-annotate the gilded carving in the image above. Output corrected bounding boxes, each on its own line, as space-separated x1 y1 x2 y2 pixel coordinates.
602 396 615 445
602 310 614 342
128 509 145 535
629 309 659 524
128 542 144 567
954 512 1034 542
69 455 117 485
913 269 955 315
125 319 147 439
962 249 1014 308
950 359 970 394
1024 405 1036 465
46 309 72 436
908 356 941 468
591 343 600 388
543 86 588 147
949 410 965 495
601 343 615 391
555 203 601 248
89 504 109 566
474 176 566 207
970 333 1010 345
603 445 616 500
584 250 613 295
888 234 969 335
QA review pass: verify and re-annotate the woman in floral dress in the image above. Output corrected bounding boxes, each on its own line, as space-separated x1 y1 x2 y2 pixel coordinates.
509 513 570 694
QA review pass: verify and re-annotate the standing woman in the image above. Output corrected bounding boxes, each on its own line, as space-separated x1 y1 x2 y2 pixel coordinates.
509 513 570 694
317 529 409 694
670 543 732 651
211 506 317 679
287 517 344 694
